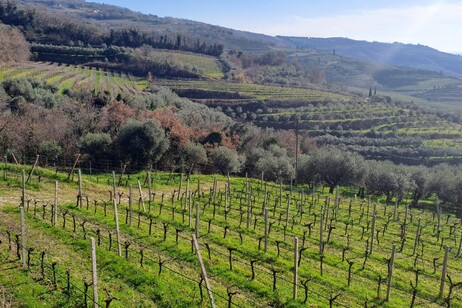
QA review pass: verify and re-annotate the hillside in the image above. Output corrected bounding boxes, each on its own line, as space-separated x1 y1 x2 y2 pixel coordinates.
279 37 462 78
17 0 462 79
0 165 461 307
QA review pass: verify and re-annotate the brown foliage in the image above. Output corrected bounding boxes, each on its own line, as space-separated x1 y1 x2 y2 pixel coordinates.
149 108 192 147
0 23 30 62
98 102 135 136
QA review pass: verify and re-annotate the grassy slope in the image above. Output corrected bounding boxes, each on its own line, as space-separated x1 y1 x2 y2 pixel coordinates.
0 165 461 307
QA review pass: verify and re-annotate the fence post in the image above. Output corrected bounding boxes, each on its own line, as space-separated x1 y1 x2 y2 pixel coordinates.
90 237 99 308
192 234 216 308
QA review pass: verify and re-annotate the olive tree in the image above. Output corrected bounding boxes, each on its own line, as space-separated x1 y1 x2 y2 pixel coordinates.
115 120 169 169
298 147 367 193
209 146 244 174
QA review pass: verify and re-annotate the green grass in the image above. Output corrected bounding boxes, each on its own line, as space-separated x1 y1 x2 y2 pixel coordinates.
0 166 460 307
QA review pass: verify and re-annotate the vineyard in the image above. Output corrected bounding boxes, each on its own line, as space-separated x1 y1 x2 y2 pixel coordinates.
157 79 351 103
0 164 461 307
0 62 147 96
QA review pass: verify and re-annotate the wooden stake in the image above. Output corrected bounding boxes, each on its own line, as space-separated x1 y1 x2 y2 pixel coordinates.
147 171 152 202
192 234 216 308
53 181 58 226
138 180 146 212
284 194 291 241
386 243 396 302
68 154 80 181
129 185 133 227
393 199 398 220
370 214 376 254
246 189 251 229
264 208 269 253
195 201 200 238
78 169 83 208
413 217 421 255
20 170 27 267
293 237 299 300
90 237 99 308
439 245 450 298
26 155 39 184
178 173 183 200
112 172 122 256
188 192 192 227
320 210 324 254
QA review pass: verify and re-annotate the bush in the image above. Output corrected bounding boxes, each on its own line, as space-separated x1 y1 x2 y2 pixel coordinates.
209 146 244 174
38 140 62 160
80 133 112 162
115 120 169 169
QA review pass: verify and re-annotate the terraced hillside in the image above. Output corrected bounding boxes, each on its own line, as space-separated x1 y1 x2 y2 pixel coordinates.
0 61 147 96
0 165 461 307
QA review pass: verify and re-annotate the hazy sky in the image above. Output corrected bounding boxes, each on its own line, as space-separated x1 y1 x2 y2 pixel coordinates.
93 0 462 53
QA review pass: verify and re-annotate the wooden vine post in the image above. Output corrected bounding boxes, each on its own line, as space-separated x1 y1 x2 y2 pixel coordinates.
293 237 299 300
90 237 99 308
370 214 376 254
112 172 122 256
137 179 146 212
319 211 324 254
129 185 133 227
20 170 27 267
413 217 421 255
264 208 269 253
147 171 152 202
284 194 291 241
192 234 216 308
438 245 450 298
68 154 80 181
53 181 58 226
78 169 83 208
195 201 200 238
26 154 39 184
386 243 396 302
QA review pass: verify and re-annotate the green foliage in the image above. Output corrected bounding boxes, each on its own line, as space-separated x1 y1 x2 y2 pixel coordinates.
298 147 367 192
2 78 60 108
115 119 169 169
80 132 112 162
183 143 207 168
251 144 295 181
37 140 62 160
209 146 245 174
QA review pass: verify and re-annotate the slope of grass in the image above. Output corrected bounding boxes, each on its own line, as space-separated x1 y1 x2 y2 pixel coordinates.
0 165 460 307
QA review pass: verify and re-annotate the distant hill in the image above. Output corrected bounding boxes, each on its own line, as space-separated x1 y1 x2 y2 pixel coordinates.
278 36 462 78
18 0 462 79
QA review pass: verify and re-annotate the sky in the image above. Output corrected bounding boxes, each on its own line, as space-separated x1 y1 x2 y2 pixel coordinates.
92 0 462 53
